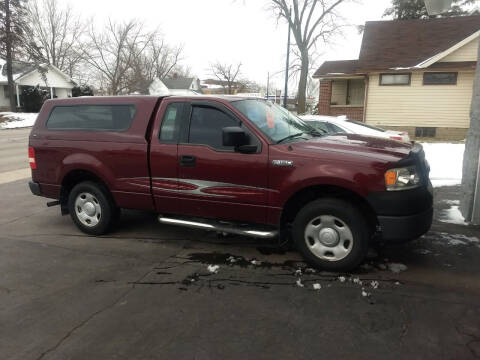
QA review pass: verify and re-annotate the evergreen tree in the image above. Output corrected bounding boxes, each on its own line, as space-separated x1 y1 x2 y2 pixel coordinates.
384 0 476 19
0 0 28 112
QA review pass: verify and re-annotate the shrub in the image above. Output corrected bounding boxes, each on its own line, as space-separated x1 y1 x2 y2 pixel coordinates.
72 85 94 97
20 86 49 113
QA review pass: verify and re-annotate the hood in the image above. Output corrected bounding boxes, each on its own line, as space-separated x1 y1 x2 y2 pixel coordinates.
289 133 412 163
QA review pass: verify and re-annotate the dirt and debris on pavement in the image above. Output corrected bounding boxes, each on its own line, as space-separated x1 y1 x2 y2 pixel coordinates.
1 177 480 359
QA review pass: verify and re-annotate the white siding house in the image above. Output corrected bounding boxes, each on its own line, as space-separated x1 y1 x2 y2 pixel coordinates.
314 15 480 140
0 60 75 111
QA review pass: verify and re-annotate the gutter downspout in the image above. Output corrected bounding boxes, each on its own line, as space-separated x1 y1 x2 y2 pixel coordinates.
362 75 369 123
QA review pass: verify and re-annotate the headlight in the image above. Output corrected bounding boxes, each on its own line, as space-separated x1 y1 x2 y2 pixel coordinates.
385 166 421 191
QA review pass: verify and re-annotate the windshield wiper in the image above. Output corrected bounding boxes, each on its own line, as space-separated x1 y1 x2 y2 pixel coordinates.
276 133 305 144
306 129 325 137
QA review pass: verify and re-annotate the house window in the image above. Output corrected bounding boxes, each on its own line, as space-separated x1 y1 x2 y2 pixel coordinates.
379 73 411 86
415 127 436 138
330 79 365 106
423 72 457 85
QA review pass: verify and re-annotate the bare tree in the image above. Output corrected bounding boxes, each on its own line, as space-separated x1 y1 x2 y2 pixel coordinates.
143 36 184 80
209 61 243 94
24 0 86 78
83 19 185 95
83 19 153 95
127 34 184 93
270 0 347 113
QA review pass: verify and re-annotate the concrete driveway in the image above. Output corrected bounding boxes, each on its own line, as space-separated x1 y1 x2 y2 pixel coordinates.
1 128 479 360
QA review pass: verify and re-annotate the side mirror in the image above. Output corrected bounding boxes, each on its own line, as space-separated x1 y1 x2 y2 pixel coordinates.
222 126 257 154
222 126 248 147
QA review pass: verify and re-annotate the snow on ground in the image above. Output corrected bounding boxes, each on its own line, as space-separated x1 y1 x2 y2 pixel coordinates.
386 263 408 273
207 264 219 273
439 205 468 225
420 142 464 187
0 112 38 129
423 231 480 248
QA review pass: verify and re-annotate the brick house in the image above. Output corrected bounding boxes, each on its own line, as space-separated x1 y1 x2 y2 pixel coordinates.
314 15 480 140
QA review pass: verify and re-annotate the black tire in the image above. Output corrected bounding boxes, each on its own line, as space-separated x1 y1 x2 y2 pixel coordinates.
292 198 370 271
67 181 117 235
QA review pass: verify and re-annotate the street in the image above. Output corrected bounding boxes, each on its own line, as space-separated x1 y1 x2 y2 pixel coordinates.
1 128 480 360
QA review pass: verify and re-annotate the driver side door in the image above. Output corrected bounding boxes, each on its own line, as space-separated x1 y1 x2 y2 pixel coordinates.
176 101 269 224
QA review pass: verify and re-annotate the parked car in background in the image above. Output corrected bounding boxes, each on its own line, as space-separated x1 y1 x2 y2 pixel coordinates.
29 97 431 271
300 115 410 143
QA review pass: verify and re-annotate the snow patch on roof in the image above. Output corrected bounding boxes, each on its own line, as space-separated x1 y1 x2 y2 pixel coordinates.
389 67 417 70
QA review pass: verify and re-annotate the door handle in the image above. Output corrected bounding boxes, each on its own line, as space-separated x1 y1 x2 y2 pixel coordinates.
180 155 196 167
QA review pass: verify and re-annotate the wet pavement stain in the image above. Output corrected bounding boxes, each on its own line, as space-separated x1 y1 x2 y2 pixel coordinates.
186 251 306 270
127 250 408 301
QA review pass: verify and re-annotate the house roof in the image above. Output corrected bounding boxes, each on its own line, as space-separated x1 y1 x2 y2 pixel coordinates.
313 60 360 77
161 77 195 90
359 15 480 71
0 60 74 87
314 15 480 77
0 60 36 82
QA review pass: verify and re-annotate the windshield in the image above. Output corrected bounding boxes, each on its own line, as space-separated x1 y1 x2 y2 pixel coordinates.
231 99 322 143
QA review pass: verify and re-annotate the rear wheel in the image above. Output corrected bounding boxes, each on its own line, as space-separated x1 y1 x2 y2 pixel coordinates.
292 198 370 271
68 181 117 235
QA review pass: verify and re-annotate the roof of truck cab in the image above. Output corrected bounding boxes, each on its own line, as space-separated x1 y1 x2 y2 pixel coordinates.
43 95 162 106
166 95 256 102
44 95 257 105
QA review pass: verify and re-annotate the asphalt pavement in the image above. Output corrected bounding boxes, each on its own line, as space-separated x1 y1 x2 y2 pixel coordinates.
0 128 479 360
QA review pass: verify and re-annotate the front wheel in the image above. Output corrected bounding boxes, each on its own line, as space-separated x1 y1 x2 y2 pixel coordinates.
68 181 117 235
292 198 370 271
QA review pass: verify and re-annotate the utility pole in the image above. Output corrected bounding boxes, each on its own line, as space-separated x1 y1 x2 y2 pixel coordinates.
461 34 480 223
5 0 17 112
266 72 269 101
283 6 291 109
423 0 480 223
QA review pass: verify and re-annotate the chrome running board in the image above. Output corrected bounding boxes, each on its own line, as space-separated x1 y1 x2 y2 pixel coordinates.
158 216 278 239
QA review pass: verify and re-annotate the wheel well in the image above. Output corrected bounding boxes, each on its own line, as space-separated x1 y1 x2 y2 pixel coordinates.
60 170 111 214
280 185 378 232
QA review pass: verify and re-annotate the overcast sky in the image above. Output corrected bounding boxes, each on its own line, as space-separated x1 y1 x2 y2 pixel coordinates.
63 0 392 89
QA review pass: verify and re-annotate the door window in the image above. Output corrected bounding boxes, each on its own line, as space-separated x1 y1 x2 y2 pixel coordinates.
188 106 239 150
159 102 185 143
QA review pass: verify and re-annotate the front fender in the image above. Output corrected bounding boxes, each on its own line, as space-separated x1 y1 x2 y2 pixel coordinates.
270 159 383 209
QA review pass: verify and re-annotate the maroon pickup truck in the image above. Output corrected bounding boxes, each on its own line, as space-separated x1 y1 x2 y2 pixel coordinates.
28 95 433 270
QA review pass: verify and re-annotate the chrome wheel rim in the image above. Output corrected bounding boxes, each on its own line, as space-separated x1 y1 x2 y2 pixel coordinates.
304 215 353 261
75 192 102 227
